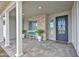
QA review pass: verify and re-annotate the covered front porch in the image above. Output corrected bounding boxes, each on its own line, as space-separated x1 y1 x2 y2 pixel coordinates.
0 1 79 57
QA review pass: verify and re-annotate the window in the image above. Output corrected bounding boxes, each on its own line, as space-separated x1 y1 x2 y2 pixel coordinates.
49 20 54 30
29 21 37 30
58 18 65 34
29 21 37 35
49 19 54 34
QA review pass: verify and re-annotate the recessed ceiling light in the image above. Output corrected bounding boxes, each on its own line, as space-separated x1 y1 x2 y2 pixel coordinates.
38 6 42 9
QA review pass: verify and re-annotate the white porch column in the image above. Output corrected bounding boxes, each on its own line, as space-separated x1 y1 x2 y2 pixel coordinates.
5 11 10 47
0 16 3 42
77 1 79 56
15 1 23 56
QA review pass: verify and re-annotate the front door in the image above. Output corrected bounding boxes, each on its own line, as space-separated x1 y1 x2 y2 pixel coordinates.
56 15 68 42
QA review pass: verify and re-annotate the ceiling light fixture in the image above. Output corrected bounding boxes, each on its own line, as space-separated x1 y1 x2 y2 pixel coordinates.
38 6 42 10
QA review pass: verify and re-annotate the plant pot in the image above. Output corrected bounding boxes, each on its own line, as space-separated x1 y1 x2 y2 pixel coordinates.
37 36 42 42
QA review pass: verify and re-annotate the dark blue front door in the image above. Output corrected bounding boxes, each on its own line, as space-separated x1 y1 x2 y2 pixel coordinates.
56 15 68 42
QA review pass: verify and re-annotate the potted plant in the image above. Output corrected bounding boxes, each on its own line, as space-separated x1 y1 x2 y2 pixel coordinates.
22 29 27 38
35 29 44 42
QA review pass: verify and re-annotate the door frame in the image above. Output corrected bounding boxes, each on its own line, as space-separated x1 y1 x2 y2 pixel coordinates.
56 15 68 43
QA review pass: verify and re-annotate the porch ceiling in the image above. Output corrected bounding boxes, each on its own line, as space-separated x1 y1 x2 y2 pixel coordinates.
0 1 11 14
22 1 74 17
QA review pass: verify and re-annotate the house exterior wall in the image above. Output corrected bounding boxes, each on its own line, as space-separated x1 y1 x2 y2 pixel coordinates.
0 16 3 42
71 2 77 50
77 1 79 56
72 1 79 56
48 11 72 43
9 8 16 40
23 10 72 42
9 14 16 40
24 15 48 40
37 15 48 41
24 17 28 30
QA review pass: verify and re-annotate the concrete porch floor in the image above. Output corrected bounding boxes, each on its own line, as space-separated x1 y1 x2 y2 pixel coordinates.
22 39 78 57
0 38 78 57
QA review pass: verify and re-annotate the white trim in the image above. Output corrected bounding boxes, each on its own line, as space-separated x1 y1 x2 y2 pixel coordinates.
4 11 10 47
0 2 16 16
77 1 79 56
15 1 23 57
0 16 3 42
15 52 23 57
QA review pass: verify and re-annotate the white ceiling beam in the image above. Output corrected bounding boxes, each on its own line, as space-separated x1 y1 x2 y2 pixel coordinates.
0 2 16 16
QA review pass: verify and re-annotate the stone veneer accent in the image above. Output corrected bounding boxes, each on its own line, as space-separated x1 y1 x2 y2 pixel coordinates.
36 15 48 41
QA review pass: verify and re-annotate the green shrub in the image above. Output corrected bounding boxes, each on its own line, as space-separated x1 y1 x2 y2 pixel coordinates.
22 29 27 34
35 29 44 36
